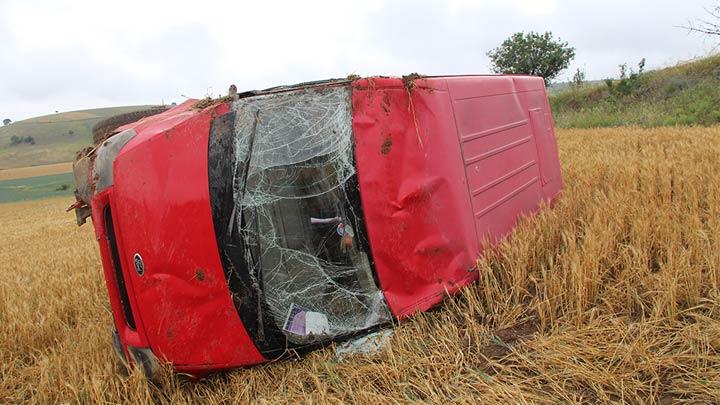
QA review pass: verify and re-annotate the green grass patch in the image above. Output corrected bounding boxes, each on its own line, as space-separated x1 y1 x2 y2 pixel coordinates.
0 105 160 169
0 172 75 203
550 54 720 128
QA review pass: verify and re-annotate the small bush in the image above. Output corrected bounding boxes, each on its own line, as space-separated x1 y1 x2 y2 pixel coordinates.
550 54 720 128
572 68 586 87
8 135 35 146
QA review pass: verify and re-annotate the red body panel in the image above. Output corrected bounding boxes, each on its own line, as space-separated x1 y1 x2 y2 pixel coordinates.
351 78 479 318
93 100 265 372
446 76 562 243
352 76 562 318
91 190 149 350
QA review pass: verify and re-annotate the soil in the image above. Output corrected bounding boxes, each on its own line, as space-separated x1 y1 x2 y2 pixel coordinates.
380 135 393 155
402 73 424 92
475 319 540 372
493 319 538 343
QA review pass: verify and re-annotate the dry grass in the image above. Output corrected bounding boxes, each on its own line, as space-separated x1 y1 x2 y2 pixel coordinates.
1 126 719 403
0 162 72 181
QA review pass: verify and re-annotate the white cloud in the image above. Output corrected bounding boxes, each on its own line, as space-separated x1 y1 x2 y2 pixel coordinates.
448 0 558 14
0 0 715 121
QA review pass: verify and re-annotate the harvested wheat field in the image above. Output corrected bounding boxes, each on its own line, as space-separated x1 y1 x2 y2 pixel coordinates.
0 162 72 181
1 126 719 403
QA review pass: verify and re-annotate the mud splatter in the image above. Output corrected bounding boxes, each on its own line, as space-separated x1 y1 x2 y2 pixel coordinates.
402 73 424 92
380 135 393 155
381 93 391 113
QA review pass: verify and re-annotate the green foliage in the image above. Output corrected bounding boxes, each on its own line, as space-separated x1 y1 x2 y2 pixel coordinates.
9 135 35 146
0 105 159 169
685 2 720 37
572 68 586 87
606 58 646 97
487 31 575 85
550 54 720 128
3 118 11 126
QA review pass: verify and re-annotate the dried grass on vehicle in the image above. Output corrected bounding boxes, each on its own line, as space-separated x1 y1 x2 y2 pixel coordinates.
1 126 719 403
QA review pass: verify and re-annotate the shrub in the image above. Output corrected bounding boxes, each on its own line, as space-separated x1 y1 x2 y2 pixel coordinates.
487 31 575 85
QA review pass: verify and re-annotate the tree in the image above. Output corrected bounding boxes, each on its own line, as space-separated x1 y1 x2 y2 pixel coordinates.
487 31 576 85
9 135 36 146
2 118 10 126
684 2 720 37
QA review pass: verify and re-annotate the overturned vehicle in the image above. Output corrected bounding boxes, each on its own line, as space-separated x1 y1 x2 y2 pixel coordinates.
71 75 563 377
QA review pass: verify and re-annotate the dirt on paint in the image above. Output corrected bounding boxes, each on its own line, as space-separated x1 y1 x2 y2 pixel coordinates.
381 93 391 114
402 73 425 92
380 135 393 155
194 95 235 110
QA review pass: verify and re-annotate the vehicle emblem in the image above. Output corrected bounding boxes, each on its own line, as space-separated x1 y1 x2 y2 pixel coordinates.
133 253 145 276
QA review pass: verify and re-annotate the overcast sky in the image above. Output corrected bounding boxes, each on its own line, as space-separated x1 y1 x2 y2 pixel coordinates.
1 0 717 121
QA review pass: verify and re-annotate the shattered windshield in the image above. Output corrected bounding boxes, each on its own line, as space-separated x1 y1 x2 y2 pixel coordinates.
231 85 391 344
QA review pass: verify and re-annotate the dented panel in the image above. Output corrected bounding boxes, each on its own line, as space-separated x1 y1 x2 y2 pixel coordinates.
352 77 480 318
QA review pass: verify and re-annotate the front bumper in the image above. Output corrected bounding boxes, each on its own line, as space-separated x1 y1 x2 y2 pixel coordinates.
111 329 159 378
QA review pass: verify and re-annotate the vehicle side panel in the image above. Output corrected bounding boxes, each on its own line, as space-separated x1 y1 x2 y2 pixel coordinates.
352 78 480 318
446 76 562 246
353 76 563 319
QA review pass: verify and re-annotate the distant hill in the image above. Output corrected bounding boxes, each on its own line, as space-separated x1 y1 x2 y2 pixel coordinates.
550 54 720 128
0 105 161 169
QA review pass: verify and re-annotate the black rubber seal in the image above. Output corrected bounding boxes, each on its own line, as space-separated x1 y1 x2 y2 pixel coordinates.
207 110 293 359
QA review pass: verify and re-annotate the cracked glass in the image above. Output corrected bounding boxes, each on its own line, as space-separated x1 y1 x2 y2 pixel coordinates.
230 85 391 345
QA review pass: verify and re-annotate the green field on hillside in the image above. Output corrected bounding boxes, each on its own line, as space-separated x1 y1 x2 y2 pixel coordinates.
0 105 159 169
0 172 75 203
550 54 720 128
